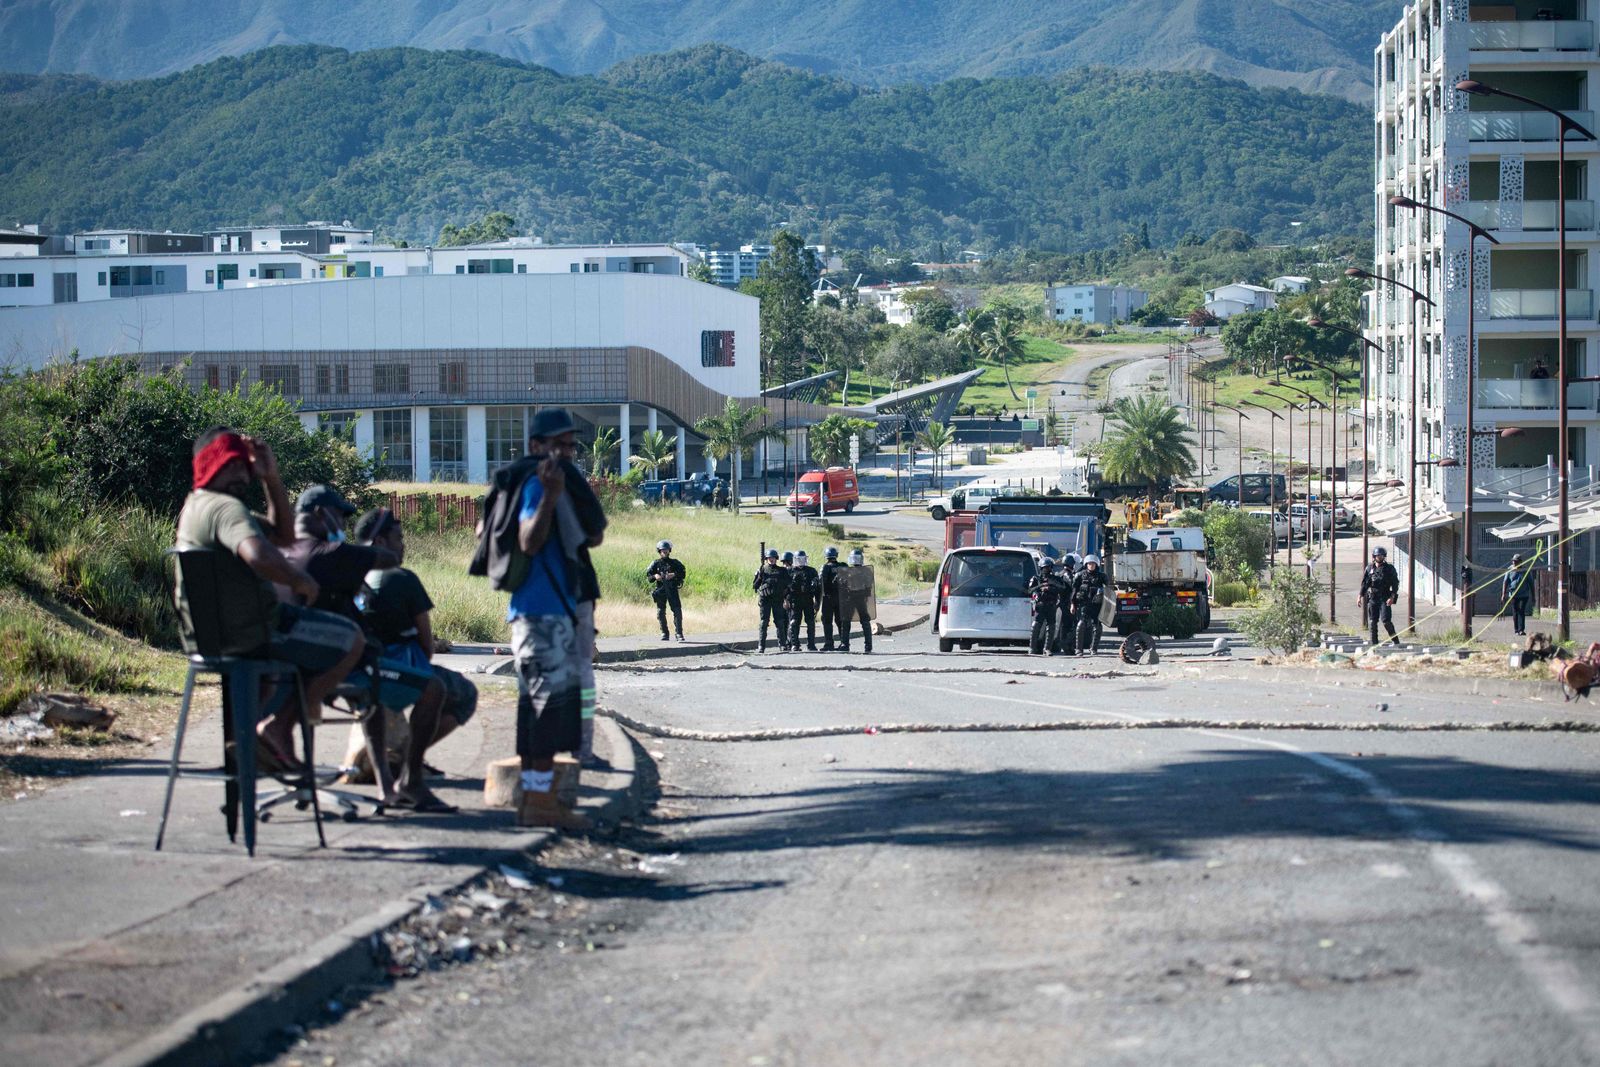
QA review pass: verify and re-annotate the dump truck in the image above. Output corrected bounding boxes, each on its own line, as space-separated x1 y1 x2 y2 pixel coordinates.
1111 525 1211 634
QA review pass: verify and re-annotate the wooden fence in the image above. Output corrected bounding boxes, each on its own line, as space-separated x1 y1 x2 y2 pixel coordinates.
382 491 481 534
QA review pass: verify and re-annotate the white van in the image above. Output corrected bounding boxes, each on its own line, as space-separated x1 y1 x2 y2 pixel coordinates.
930 546 1039 652
927 481 1022 521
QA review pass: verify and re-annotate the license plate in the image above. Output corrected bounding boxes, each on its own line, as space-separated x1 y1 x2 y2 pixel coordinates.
978 597 1004 607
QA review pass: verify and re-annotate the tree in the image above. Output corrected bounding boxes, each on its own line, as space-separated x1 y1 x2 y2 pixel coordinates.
916 421 956 489
980 315 1025 403
804 304 872 403
628 429 678 478
744 230 820 388
1099 394 1197 492
901 287 957 331
586 426 620 475
693 398 782 507
1187 308 1220 327
808 414 874 468
437 210 518 247
867 325 963 388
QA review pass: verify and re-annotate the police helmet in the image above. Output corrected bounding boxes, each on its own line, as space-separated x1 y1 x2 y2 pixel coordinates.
848 549 865 565
1083 554 1101 567
656 539 672 551
1372 546 1387 558
1064 553 1080 567
796 551 808 562
765 548 779 559
781 551 794 564
824 547 839 559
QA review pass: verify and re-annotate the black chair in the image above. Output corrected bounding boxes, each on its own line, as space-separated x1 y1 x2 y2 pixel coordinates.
258 660 389 824
155 549 326 856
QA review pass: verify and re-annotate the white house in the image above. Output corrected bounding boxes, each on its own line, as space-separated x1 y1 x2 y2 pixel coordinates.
1203 282 1278 320
1269 276 1311 294
1044 284 1148 325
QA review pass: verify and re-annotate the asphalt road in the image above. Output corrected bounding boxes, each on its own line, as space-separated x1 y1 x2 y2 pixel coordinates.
270 632 1600 1067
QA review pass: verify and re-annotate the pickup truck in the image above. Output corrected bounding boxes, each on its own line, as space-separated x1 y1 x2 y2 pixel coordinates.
1111 526 1211 633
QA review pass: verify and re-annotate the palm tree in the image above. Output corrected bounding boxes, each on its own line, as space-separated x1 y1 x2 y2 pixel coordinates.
809 413 874 468
693 398 782 509
586 426 620 475
628 429 678 479
980 316 1025 403
1099 394 1197 495
916 421 956 490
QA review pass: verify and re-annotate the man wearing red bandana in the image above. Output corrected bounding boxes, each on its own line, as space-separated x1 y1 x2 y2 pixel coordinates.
174 427 366 770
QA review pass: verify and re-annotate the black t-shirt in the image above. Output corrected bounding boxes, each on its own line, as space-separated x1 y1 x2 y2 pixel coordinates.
363 567 434 646
280 538 382 623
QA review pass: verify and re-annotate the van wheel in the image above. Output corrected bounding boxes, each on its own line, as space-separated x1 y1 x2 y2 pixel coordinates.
845 501 856 513
930 506 947 521
938 638 954 653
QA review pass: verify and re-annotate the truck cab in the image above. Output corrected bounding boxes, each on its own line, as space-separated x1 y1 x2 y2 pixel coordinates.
1111 526 1211 632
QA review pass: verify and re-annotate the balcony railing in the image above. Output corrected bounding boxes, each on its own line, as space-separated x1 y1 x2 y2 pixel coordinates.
1461 199 1597 230
1468 20 1595 51
1467 110 1596 142
1487 288 1596 319
1476 378 1600 409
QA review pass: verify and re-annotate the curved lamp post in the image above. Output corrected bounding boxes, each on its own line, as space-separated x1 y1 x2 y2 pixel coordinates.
1348 266 1436 629
1240 399 1286 573
1308 318 1385 573
1255 390 1305 566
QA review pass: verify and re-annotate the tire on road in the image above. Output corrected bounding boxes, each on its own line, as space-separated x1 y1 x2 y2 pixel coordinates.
938 637 955 653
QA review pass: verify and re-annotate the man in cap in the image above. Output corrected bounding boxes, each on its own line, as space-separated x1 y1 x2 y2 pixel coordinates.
818 546 845 651
284 485 454 812
1501 552 1534 636
787 549 821 652
753 548 792 653
1358 545 1402 646
839 548 875 654
508 407 602 827
646 539 687 641
175 428 365 773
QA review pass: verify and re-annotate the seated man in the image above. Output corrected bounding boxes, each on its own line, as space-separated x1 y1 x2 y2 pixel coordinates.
280 486 455 813
350 506 479 778
175 429 365 771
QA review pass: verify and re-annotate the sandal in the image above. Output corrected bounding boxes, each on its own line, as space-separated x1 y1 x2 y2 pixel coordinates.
254 733 306 777
390 792 459 814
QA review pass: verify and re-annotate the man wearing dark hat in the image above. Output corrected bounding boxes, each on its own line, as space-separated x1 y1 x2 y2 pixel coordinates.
1358 545 1402 646
753 548 791 653
175 428 366 772
283 484 453 811
1501 552 1534 636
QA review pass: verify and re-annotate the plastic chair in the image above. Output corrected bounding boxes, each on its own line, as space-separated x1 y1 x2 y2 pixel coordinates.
154 549 325 856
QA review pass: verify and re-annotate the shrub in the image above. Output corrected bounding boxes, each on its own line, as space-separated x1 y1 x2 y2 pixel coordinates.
1148 599 1200 640
1238 569 1323 653
1213 581 1252 607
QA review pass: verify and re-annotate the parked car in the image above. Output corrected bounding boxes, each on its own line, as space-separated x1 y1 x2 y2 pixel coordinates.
927 481 1018 521
786 466 860 514
930 546 1040 653
1288 502 1333 535
1206 473 1287 505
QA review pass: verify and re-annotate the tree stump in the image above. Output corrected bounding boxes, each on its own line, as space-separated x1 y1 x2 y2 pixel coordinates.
484 757 521 808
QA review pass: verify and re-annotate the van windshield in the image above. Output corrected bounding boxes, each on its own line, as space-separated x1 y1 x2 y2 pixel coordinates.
946 553 1034 597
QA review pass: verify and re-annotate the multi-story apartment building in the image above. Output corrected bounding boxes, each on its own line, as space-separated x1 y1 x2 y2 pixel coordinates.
1374 0 1600 608
1044 284 1148 325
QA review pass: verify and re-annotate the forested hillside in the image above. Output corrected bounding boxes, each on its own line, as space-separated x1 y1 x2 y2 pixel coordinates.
0 45 1372 252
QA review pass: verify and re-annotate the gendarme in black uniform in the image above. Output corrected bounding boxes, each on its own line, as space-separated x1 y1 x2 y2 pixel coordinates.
819 548 846 651
753 553 792 653
645 543 686 641
1359 549 1402 645
787 554 821 651
1070 561 1106 655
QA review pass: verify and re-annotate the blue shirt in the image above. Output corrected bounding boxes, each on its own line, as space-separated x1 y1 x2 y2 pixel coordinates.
508 476 574 620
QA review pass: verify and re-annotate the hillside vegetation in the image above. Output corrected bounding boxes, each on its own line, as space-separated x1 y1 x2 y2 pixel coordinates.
0 44 1372 252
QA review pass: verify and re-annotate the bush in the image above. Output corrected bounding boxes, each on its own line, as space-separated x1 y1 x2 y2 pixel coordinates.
1201 506 1269 577
1213 581 1252 607
1147 599 1200 640
1238 570 1323 653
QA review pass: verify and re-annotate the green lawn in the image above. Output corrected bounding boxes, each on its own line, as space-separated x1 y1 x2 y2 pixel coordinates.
1201 359 1359 414
958 336 1078 413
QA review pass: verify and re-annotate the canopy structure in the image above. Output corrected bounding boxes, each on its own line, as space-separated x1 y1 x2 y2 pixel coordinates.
762 369 841 405
859 369 983 437
1355 483 1455 536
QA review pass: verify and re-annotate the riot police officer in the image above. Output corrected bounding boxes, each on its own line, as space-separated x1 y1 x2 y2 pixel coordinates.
1055 552 1080 654
787 550 821 651
839 548 875 654
1027 558 1066 655
819 546 845 651
1358 545 1402 646
753 548 792 653
645 539 686 641
1071 554 1107 655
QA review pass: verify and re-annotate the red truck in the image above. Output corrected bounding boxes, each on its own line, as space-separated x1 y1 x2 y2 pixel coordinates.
786 467 861 514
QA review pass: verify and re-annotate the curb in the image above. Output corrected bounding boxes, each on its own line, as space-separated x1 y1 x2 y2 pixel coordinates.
99 716 642 1067
1181 660 1568 702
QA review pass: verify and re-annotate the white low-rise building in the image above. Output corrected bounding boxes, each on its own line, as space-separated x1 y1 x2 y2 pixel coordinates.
1203 282 1278 320
1044 284 1148 325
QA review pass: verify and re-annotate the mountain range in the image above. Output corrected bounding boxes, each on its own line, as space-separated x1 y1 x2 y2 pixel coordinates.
0 45 1372 253
0 0 1402 101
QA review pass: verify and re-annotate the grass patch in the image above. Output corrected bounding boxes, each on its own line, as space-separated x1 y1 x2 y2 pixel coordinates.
958 337 1078 413
403 506 934 640
0 587 181 715
1202 359 1359 413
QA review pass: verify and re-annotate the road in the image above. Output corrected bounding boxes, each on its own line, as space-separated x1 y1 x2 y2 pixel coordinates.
270 633 1600 1066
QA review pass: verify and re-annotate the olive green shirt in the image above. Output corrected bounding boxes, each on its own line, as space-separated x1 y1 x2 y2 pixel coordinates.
174 489 280 655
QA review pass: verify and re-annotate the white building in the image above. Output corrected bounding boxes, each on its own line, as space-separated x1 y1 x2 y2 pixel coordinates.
1269 275 1312 293
1374 0 1600 607
1203 282 1278 320
1044 284 1148 325
0 271 797 484
208 222 375 255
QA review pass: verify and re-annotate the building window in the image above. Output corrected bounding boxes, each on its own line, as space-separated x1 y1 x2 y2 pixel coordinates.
315 364 350 394
438 361 468 394
52 273 77 303
516 263 526 274
374 266 384 277
204 364 222 390
226 365 241 391
455 265 466 274
218 264 238 282
248 268 257 278
373 409 413 480
486 406 526 471
373 364 410 393
583 262 600 273
81 238 109 251
259 363 301 394
533 363 567 385
318 411 357 437
429 408 467 481
97 272 106 286
569 264 580 273
701 330 736 367
204 269 214 285
154 270 165 285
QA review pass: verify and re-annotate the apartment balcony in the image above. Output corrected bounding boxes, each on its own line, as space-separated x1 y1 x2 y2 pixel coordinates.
1469 19 1595 51
1461 199 1597 230
1488 288 1595 318
1467 110 1596 142
1476 378 1600 410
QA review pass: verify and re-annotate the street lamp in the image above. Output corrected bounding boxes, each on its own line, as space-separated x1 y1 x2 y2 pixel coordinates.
1281 369 1351 624
1347 266 1436 629
1266 383 1330 568
1255 390 1305 566
1390 194 1499 637
1308 318 1385 570
1459 78 1596 640
1209 402 1252 507
1240 399 1286 573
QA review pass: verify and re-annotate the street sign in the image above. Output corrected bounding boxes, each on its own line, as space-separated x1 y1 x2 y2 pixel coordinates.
1025 388 1037 399
849 434 859 464
1021 419 1040 431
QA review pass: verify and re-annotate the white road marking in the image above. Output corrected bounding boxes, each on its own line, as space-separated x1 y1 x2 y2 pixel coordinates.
905 681 1600 1054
